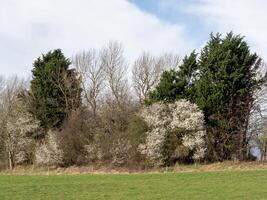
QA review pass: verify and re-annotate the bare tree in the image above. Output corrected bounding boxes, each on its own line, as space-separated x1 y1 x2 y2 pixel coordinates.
248 84 267 160
0 76 6 168
101 41 129 107
0 76 4 93
73 50 105 115
256 122 267 161
132 53 160 103
132 52 180 103
50 67 81 113
157 53 180 70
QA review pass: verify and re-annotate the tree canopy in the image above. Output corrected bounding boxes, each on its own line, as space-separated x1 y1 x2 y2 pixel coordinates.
147 51 198 104
148 32 267 161
30 49 81 131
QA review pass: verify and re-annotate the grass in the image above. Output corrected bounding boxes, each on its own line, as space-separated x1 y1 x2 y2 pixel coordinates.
1 170 267 199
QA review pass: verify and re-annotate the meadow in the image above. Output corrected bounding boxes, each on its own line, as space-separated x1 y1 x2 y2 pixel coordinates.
1 170 267 200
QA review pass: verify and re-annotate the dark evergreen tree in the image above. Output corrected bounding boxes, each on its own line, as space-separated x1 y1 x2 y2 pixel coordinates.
147 32 267 161
30 49 81 132
147 51 198 104
196 33 266 161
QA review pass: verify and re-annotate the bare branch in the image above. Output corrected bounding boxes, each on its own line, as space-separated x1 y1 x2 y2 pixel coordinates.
101 41 129 107
73 49 106 115
132 52 180 103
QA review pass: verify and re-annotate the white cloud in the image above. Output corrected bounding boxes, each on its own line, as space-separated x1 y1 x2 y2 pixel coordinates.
0 0 192 77
187 0 267 60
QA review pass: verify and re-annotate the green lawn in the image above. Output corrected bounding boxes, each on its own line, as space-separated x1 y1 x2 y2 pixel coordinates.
0 170 267 200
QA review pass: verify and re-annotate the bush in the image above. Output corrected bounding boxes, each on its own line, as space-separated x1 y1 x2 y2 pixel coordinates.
84 103 148 167
111 138 131 166
58 108 97 166
125 114 148 166
35 130 63 166
139 100 206 166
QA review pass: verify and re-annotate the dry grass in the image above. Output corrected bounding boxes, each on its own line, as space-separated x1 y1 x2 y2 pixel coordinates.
1 161 267 175
0 165 159 175
173 161 267 172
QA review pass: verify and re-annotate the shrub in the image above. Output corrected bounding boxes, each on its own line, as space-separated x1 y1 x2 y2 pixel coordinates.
139 99 206 166
0 96 39 169
84 103 147 167
35 130 63 166
58 108 97 166
111 138 131 166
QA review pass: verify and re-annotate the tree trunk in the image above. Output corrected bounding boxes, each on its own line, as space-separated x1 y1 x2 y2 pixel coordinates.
8 151 14 170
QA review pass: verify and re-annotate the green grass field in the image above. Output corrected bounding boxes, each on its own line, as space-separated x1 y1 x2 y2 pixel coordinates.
1 170 267 200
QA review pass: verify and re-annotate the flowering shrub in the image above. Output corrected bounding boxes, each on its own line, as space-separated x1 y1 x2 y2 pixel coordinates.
140 99 206 166
111 138 131 166
138 127 167 166
85 137 131 166
85 142 104 162
2 98 39 167
6 113 39 165
35 130 63 166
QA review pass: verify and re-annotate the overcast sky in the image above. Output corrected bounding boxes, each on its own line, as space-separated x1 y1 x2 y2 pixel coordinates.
1 0 267 77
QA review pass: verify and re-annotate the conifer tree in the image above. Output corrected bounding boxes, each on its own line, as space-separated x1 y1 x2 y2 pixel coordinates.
148 33 266 161
148 51 198 103
30 49 81 131
196 33 266 160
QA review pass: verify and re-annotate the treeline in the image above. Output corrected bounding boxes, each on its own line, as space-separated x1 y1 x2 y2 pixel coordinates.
1 32 267 170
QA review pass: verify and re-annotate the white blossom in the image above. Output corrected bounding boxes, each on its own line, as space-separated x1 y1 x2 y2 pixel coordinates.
85 141 106 162
111 138 131 166
139 128 167 166
139 99 206 165
35 130 63 166
1 97 39 167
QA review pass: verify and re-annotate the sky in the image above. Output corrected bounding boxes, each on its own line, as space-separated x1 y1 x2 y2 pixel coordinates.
1 0 267 77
